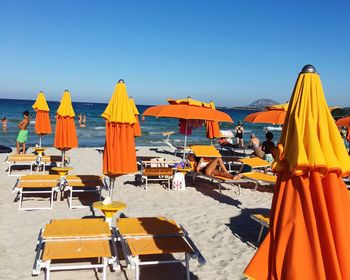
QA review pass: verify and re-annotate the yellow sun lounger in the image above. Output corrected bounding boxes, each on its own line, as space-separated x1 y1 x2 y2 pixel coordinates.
251 213 270 242
116 217 205 280
5 154 69 176
14 175 61 210
65 175 105 209
33 218 119 279
14 174 104 210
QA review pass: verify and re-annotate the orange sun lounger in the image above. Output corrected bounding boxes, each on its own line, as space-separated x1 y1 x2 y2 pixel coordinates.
33 218 119 280
5 154 69 176
116 217 205 280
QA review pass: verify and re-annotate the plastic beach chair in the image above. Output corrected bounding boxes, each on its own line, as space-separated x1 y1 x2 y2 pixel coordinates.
33 218 119 279
116 217 205 280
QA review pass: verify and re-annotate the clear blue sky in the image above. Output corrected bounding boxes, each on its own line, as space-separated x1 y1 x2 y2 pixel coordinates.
0 0 349 106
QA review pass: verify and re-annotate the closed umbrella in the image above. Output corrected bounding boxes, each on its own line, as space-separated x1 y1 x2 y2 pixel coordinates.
129 97 142 137
244 65 350 280
102 80 137 199
54 90 78 166
32 91 51 147
206 101 221 141
143 97 233 160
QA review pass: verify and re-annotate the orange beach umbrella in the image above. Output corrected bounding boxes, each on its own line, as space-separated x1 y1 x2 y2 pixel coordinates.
143 97 233 159
32 91 52 146
243 104 287 125
244 65 350 280
54 90 78 165
336 116 350 127
129 97 142 137
206 101 221 140
102 81 137 199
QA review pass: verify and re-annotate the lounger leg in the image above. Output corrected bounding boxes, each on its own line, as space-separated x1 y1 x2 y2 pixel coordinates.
69 188 73 210
218 183 222 195
45 260 51 280
135 257 140 280
185 253 190 280
258 225 264 242
102 257 107 280
19 190 23 210
50 190 54 210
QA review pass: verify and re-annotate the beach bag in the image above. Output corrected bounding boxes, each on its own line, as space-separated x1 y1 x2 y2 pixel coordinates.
172 172 185 190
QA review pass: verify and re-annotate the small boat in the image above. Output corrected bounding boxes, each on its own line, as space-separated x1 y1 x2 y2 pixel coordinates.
265 125 282 132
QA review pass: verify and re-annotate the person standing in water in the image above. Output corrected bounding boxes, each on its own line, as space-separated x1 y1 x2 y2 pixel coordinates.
235 121 244 147
16 111 30 154
1 117 8 131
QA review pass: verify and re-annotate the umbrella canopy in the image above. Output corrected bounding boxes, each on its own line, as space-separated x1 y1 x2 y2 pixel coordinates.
54 90 78 151
244 65 350 280
266 103 289 111
243 109 286 125
32 91 52 137
336 116 350 127
129 97 142 137
206 101 221 139
143 103 233 123
102 81 137 176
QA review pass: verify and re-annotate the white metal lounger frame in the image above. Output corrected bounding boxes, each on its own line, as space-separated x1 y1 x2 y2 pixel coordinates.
191 171 251 195
13 179 59 211
32 227 121 279
116 225 206 280
5 156 70 176
65 177 106 210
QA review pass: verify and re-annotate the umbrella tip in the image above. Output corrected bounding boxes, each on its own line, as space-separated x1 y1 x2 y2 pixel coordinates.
118 79 125 83
64 89 69 92
300 64 316 74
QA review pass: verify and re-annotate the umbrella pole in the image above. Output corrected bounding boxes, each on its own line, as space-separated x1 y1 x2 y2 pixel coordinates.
183 120 188 161
109 177 115 200
61 150 65 167
39 136 42 147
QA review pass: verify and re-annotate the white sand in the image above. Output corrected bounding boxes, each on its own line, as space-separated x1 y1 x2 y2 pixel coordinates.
0 146 273 280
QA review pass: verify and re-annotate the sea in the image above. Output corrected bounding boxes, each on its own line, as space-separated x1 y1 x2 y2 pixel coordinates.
0 98 281 148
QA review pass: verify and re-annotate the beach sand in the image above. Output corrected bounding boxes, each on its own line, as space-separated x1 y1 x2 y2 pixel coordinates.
0 146 273 280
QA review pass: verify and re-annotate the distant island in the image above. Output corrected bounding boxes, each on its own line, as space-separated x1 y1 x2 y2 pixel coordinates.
219 99 279 110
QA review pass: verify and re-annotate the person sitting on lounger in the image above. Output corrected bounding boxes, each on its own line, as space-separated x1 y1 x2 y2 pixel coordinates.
195 157 241 179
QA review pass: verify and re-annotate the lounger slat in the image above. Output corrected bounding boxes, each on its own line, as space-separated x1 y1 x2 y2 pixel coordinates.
17 181 58 188
242 172 276 183
43 240 111 260
127 237 193 256
117 217 182 236
20 175 60 181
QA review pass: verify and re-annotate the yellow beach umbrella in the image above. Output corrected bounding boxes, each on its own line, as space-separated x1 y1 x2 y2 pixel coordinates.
244 65 350 280
129 97 142 137
32 91 51 146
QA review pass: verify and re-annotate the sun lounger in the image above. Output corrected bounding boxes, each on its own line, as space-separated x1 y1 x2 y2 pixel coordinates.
33 218 119 279
237 157 271 172
65 175 105 209
116 217 205 280
141 159 178 189
251 213 270 242
5 154 69 176
14 174 103 210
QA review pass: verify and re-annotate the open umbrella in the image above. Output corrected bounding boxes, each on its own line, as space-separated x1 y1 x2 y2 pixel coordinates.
129 97 142 137
336 115 350 127
243 104 287 125
206 101 221 141
143 97 233 159
102 80 137 199
54 90 78 166
244 65 350 279
32 91 52 147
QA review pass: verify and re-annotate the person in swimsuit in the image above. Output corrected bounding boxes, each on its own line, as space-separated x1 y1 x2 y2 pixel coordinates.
235 121 244 147
1 117 8 131
195 157 241 179
249 134 264 158
16 111 29 154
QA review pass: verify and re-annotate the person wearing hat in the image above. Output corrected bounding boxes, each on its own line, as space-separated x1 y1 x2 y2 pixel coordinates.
234 121 244 147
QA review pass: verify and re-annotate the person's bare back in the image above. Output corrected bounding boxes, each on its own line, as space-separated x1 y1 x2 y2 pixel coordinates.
18 116 29 130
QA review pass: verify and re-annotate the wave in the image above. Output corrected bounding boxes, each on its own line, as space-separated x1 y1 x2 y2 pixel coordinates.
30 120 35 124
93 127 105 130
